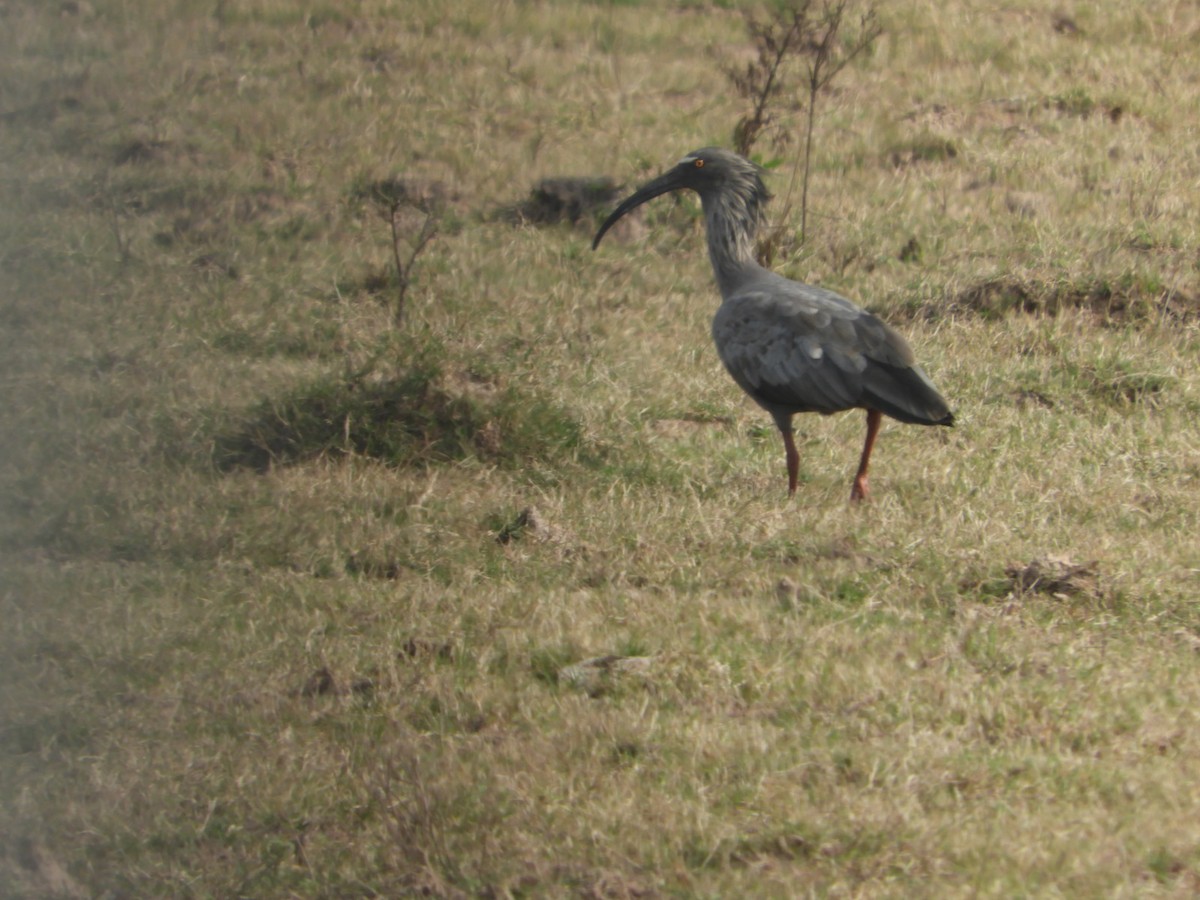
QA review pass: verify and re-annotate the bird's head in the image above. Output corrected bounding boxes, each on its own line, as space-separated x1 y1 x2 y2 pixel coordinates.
592 148 769 250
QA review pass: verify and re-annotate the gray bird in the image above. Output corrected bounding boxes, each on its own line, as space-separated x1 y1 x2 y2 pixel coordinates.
592 147 953 501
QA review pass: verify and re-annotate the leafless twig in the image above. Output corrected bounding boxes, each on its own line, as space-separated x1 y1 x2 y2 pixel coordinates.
725 0 881 248
386 200 438 327
797 1 882 241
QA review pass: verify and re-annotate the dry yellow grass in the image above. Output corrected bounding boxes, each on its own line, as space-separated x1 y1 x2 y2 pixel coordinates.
3 0 1200 896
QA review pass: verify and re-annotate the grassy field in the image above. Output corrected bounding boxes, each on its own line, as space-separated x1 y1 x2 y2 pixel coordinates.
4 0 1200 895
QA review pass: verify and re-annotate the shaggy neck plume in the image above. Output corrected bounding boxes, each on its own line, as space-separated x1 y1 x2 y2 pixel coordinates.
698 174 769 298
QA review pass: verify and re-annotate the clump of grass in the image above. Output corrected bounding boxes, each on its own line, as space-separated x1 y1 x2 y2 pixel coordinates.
213 353 584 472
504 176 623 227
944 274 1194 322
1053 87 1095 118
1076 358 1174 407
887 132 960 167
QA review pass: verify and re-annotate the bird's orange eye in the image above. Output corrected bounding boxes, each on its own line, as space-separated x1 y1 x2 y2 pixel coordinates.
694 159 705 168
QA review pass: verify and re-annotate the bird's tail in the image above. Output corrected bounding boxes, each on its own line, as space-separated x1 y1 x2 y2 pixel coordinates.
864 362 954 427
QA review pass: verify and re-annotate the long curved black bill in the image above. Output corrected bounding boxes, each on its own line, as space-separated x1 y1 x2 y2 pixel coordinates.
591 168 686 250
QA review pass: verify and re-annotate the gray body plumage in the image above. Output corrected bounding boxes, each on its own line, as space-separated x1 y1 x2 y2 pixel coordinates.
593 147 953 499
712 272 950 429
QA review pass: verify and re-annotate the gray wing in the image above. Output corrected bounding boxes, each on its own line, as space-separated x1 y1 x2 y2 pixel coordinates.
711 280 952 425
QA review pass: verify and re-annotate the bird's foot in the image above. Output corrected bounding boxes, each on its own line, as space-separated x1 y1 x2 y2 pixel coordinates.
849 478 869 502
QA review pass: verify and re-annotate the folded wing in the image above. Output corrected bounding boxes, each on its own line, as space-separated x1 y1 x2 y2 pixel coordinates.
712 281 953 426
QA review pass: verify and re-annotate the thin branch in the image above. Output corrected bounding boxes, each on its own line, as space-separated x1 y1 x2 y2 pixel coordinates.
726 3 814 158
798 1 882 241
724 0 880 252
387 200 439 327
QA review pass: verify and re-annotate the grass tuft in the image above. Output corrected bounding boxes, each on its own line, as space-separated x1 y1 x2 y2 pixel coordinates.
944 274 1198 323
213 355 584 473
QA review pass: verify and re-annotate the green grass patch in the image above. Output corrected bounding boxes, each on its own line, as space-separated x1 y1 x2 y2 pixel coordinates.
213 353 584 472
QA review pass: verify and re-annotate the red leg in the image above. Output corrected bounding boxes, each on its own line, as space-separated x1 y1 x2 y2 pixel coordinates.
781 426 799 497
850 409 882 502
